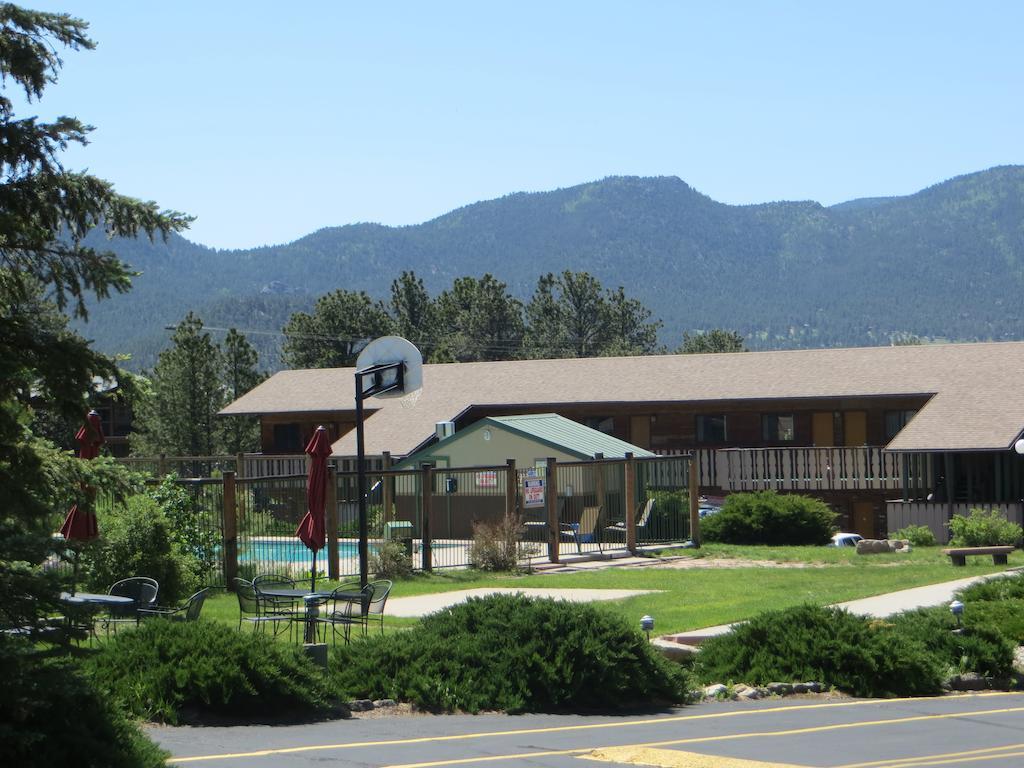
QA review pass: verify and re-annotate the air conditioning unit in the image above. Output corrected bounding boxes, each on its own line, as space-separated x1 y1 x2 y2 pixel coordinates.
435 421 455 440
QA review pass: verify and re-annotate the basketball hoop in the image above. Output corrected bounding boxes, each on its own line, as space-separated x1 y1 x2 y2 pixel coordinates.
353 336 423 586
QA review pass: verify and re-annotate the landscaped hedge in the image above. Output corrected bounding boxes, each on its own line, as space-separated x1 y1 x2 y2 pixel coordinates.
948 508 1023 548
696 604 945 697
695 603 1014 697
331 594 692 713
0 636 166 768
701 491 837 546
84 620 342 724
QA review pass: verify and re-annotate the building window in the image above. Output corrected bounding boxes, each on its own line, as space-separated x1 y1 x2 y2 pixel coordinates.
584 416 615 434
884 410 918 440
272 423 302 453
762 414 795 442
696 414 727 443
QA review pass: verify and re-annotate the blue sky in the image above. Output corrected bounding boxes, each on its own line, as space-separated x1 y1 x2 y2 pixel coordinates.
19 1 1024 250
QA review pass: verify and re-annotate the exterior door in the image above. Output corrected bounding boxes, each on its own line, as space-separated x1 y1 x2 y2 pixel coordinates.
852 502 875 538
844 411 868 446
812 412 834 446
630 415 651 449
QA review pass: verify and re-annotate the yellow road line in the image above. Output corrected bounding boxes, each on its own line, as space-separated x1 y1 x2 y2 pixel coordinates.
380 705 1024 768
583 746 810 767
167 692 1022 764
836 742 1024 767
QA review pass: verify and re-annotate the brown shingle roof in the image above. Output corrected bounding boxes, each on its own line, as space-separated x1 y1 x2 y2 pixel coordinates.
218 341 1024 455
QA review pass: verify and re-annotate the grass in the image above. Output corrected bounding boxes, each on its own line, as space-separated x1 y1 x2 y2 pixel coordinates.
197 545 1024 636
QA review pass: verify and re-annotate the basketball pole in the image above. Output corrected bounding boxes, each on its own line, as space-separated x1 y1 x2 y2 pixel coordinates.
354 361 404 588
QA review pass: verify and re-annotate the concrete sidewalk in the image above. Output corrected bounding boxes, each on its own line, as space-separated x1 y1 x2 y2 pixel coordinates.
667 569 1021 645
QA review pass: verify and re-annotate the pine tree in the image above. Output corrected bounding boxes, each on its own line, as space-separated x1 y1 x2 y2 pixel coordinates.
132 314 223 456
217 328 265 453
281 289 394 368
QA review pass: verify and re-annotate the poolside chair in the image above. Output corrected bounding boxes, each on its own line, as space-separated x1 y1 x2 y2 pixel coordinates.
139 588 210 622
102 576 159 634
313 581 375 645
604 498 655 541
560 505 603 554
233 578 292 636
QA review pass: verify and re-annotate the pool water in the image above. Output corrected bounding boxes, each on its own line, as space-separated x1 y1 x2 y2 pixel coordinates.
241 539 371 564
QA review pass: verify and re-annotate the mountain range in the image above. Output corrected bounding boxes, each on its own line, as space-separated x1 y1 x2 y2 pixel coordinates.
76 165 1024 371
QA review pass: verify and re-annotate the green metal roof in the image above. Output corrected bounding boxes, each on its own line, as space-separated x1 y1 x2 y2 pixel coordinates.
484 413 655 459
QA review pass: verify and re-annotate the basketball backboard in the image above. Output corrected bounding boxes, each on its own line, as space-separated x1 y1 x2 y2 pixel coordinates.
355 336 423 399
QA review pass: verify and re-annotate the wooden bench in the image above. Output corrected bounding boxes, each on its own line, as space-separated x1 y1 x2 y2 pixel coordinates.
942 546 1015 566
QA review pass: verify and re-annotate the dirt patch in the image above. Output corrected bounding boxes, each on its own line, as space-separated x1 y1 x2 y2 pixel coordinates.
634 556 826 570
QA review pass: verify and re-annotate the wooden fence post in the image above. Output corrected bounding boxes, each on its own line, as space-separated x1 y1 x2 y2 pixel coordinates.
158 452 167 477
326 464 339 580
546 457 559 563
235 452 245 479
505 458 517 518
223 471 238 589
421 463 433 572
689 455 700 547
624 453 637 555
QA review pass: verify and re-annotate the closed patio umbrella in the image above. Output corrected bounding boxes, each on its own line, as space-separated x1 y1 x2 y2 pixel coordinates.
295 425 331 592
59 410 105 592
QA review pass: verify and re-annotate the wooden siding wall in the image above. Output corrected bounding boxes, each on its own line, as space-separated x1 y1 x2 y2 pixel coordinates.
885 501 1024 544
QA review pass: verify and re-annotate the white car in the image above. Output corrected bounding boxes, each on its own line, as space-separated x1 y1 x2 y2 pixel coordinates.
829 532 863 547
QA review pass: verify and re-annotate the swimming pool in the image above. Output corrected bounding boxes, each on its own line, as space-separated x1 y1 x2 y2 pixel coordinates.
241 538 370 564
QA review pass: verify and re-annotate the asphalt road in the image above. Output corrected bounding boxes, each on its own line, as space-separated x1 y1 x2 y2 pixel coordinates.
151 691 1024 768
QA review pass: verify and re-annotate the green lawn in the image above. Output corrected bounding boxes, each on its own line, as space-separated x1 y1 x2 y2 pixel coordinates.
200 545 1023 636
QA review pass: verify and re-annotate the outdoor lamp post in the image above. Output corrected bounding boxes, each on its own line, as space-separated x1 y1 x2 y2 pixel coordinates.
949 600 964 630
640 614 654 641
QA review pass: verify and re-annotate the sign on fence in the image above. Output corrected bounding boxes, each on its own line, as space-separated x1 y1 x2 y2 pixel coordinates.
523 477 545 508
475 470 498 488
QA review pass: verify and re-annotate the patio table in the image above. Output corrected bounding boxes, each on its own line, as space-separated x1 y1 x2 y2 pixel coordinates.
257 588 339 643
59 592 134 640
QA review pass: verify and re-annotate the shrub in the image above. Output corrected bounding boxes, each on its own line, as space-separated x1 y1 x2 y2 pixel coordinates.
957 572 1024 603
701 491 837 546
371 540 414 580
958 599 1024 645
470 512 525 572
948 508 1023 547
150 474 220 585
331 594 692 713
83 494 189 601
84 620 340 724
0 636 166 767
696 604 944 697
889 524 937 547
889 607 1014 679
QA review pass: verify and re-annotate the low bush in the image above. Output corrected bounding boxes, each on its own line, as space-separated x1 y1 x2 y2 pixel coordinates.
958 600 1024 645
331 594 691 713
84 620 340 724
958 572 1024 603
701 491 837 546
470 512 524 572
948 508 1023 548
696 604 944 697
371 540 414 580
889 524 938 547
0 636 166 767
889 607 1014 679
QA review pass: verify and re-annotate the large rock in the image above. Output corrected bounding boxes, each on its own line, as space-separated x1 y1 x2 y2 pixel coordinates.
856 538 911 555
651 637 699 662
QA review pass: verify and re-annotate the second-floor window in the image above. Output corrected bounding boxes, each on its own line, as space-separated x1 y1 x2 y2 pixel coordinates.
762 414 795 442
696 414 727 443
885 410 918 440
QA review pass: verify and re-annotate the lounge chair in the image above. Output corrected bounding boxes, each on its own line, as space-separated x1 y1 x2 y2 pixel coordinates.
604 498 655 541
139 588 210 622
560 505 604 554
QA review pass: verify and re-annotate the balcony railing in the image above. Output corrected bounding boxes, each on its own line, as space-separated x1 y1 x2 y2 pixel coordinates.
684 446 913 493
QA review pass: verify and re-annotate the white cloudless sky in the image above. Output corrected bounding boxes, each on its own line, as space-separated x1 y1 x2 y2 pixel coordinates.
17 1 1024 249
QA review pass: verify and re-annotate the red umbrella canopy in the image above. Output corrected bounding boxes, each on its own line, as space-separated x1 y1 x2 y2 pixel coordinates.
76 409 105 460
60 410 105 542
296 426 331 553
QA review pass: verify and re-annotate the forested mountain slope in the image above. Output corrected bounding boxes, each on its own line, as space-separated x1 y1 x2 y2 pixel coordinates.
78 165 1024 370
